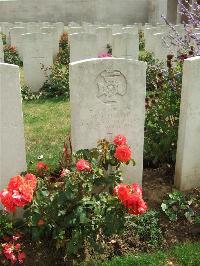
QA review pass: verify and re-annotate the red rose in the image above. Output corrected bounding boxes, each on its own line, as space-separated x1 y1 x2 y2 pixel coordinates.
114 135 127 146
127 196 147 215
114 183 147 216
18 183 34 203
7 176 24 193
130 183 142 196
12 190 27 207
0 189 16 212
76 159 91 172
36 162 49 172
24 173 37 190
15 244 21 250
114 184 129 202
114 145 132 163
18 252 26 264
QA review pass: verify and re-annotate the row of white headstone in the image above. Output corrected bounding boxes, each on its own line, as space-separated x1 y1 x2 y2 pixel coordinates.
1 21 141 92
0 21 146 92
144 24 200 61
0 22 64 92
68 22 200 65
1 56 200 192
1 21 190 93
68 22 158 63
69 28 139 62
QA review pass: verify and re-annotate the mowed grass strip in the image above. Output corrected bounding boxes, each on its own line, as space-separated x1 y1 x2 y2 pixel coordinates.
23 97 70 172
97 242 200 266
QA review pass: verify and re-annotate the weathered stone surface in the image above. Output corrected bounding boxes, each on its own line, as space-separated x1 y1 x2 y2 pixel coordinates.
27 22 40 33
96 27 112 54
22 32 53 92
144 27 159 53
87 24 99 34
122 26 138 35
112 33 139 60
68 26 83 34
1 22 13 44
54 22 64 40
112 24 123 34
10 27 27 59
0 63 27 191
69 33 97 62
175 56 200 191
152 32 177 61
41 26 59 59
70 58 146 184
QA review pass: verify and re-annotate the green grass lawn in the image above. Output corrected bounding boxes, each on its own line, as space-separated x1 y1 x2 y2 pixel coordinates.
23 97 70 172
97 242 200 266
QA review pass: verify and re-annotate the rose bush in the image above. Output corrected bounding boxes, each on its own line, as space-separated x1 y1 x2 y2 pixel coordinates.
139 50 183 166
3 45 23 66
23 135 147 263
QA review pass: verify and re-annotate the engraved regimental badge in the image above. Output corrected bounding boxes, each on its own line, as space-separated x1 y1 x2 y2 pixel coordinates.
96 70 127 103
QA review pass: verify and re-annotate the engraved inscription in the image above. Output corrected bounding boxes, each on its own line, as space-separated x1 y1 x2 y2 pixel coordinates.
96 70 127 103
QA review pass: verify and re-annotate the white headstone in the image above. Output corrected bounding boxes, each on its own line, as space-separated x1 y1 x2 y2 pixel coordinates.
152 32 176 61
68 22 80 27
96 27 112 54
87 24 99 34
0 63 27 191
112 33 139 60
144 27 158 53
69 33 97 62
27 22 40 33
14 22 25 28
122 26 138 35
70 58 147 184
22 33 53 92
41 22 51 27
54 22 64 40
68 26 83 34
175 56 200 191
10 27 27 59
112 24 123 34
82 22 92 32
1 22 13 44
41 27 59 60
134 23 143 31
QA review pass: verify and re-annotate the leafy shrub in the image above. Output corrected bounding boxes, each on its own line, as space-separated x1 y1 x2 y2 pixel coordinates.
142 54 182 166
3 45 23 66
56 32 70 65
161 191 195 222
56 49 70 66
41 63 69 98
59 32 69 50
24 136 147 262
0 33 7 45
0 211 13 239
126 210 163 248
139 30 145 51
